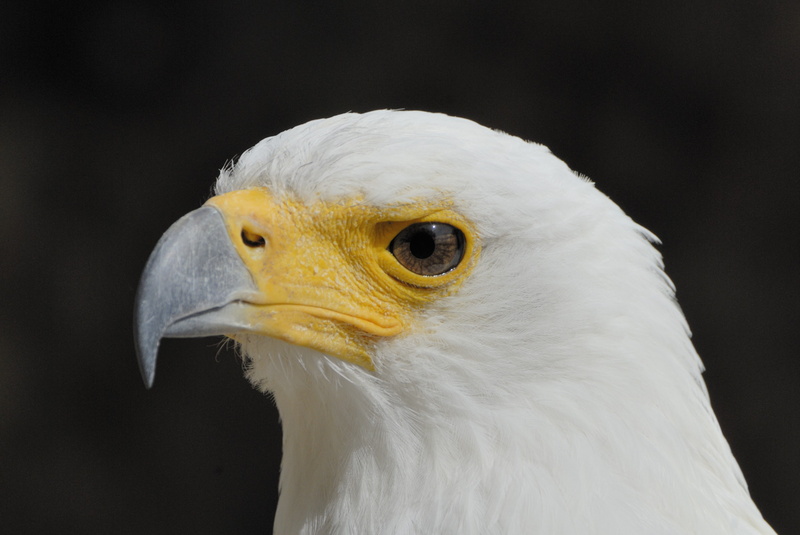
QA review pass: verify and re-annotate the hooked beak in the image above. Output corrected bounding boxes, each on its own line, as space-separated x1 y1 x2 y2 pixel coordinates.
133 206 259 388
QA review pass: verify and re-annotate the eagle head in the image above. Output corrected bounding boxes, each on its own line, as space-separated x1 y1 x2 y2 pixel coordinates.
135 110 774 534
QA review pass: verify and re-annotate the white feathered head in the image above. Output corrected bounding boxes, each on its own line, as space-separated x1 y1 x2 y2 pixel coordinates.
135 110 774 534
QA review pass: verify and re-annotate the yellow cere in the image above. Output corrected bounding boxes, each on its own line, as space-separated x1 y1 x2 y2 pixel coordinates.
205 188 480 370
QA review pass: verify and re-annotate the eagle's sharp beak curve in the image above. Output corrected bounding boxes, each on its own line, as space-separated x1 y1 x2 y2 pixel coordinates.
133 206 259 388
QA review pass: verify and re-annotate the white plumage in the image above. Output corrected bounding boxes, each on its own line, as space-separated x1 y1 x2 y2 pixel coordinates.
147 110 777 533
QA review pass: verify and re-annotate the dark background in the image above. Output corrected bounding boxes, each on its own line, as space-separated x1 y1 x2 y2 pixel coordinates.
1 1 797 533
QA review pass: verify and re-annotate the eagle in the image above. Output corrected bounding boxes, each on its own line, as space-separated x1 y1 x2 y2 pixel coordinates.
134 110 776 534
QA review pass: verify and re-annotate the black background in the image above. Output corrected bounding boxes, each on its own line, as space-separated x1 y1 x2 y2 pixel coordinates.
1 1 798 533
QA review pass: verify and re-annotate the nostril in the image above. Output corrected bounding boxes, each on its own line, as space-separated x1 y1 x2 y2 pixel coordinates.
241 228 266 248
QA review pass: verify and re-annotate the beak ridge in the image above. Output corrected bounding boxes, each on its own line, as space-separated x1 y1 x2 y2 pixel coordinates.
134 206 258 388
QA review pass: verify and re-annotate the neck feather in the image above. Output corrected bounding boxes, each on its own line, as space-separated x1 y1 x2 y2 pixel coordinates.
243 330 770 534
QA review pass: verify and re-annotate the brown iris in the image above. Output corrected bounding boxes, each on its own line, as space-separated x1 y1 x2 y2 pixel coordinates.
389 222 465 276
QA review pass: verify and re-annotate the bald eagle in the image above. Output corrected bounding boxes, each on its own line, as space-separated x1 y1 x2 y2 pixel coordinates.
135 110 776 534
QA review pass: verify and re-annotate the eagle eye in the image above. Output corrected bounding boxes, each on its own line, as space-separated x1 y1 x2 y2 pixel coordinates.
389 223 465 276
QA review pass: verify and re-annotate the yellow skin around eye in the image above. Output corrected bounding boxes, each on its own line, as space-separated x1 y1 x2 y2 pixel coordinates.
205 188 480 370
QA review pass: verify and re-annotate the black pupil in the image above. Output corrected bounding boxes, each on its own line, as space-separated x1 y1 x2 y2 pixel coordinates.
408 229 436 258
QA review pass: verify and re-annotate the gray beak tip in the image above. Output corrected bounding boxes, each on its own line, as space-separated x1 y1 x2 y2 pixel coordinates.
133 205 259 389
135 339 157 389
140 365 156 390
133 300 159 389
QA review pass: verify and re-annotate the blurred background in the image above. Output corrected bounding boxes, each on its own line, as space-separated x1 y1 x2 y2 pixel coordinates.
1 0 797 533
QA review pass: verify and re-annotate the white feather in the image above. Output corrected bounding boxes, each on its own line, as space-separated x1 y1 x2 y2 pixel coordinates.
216 110 775 534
